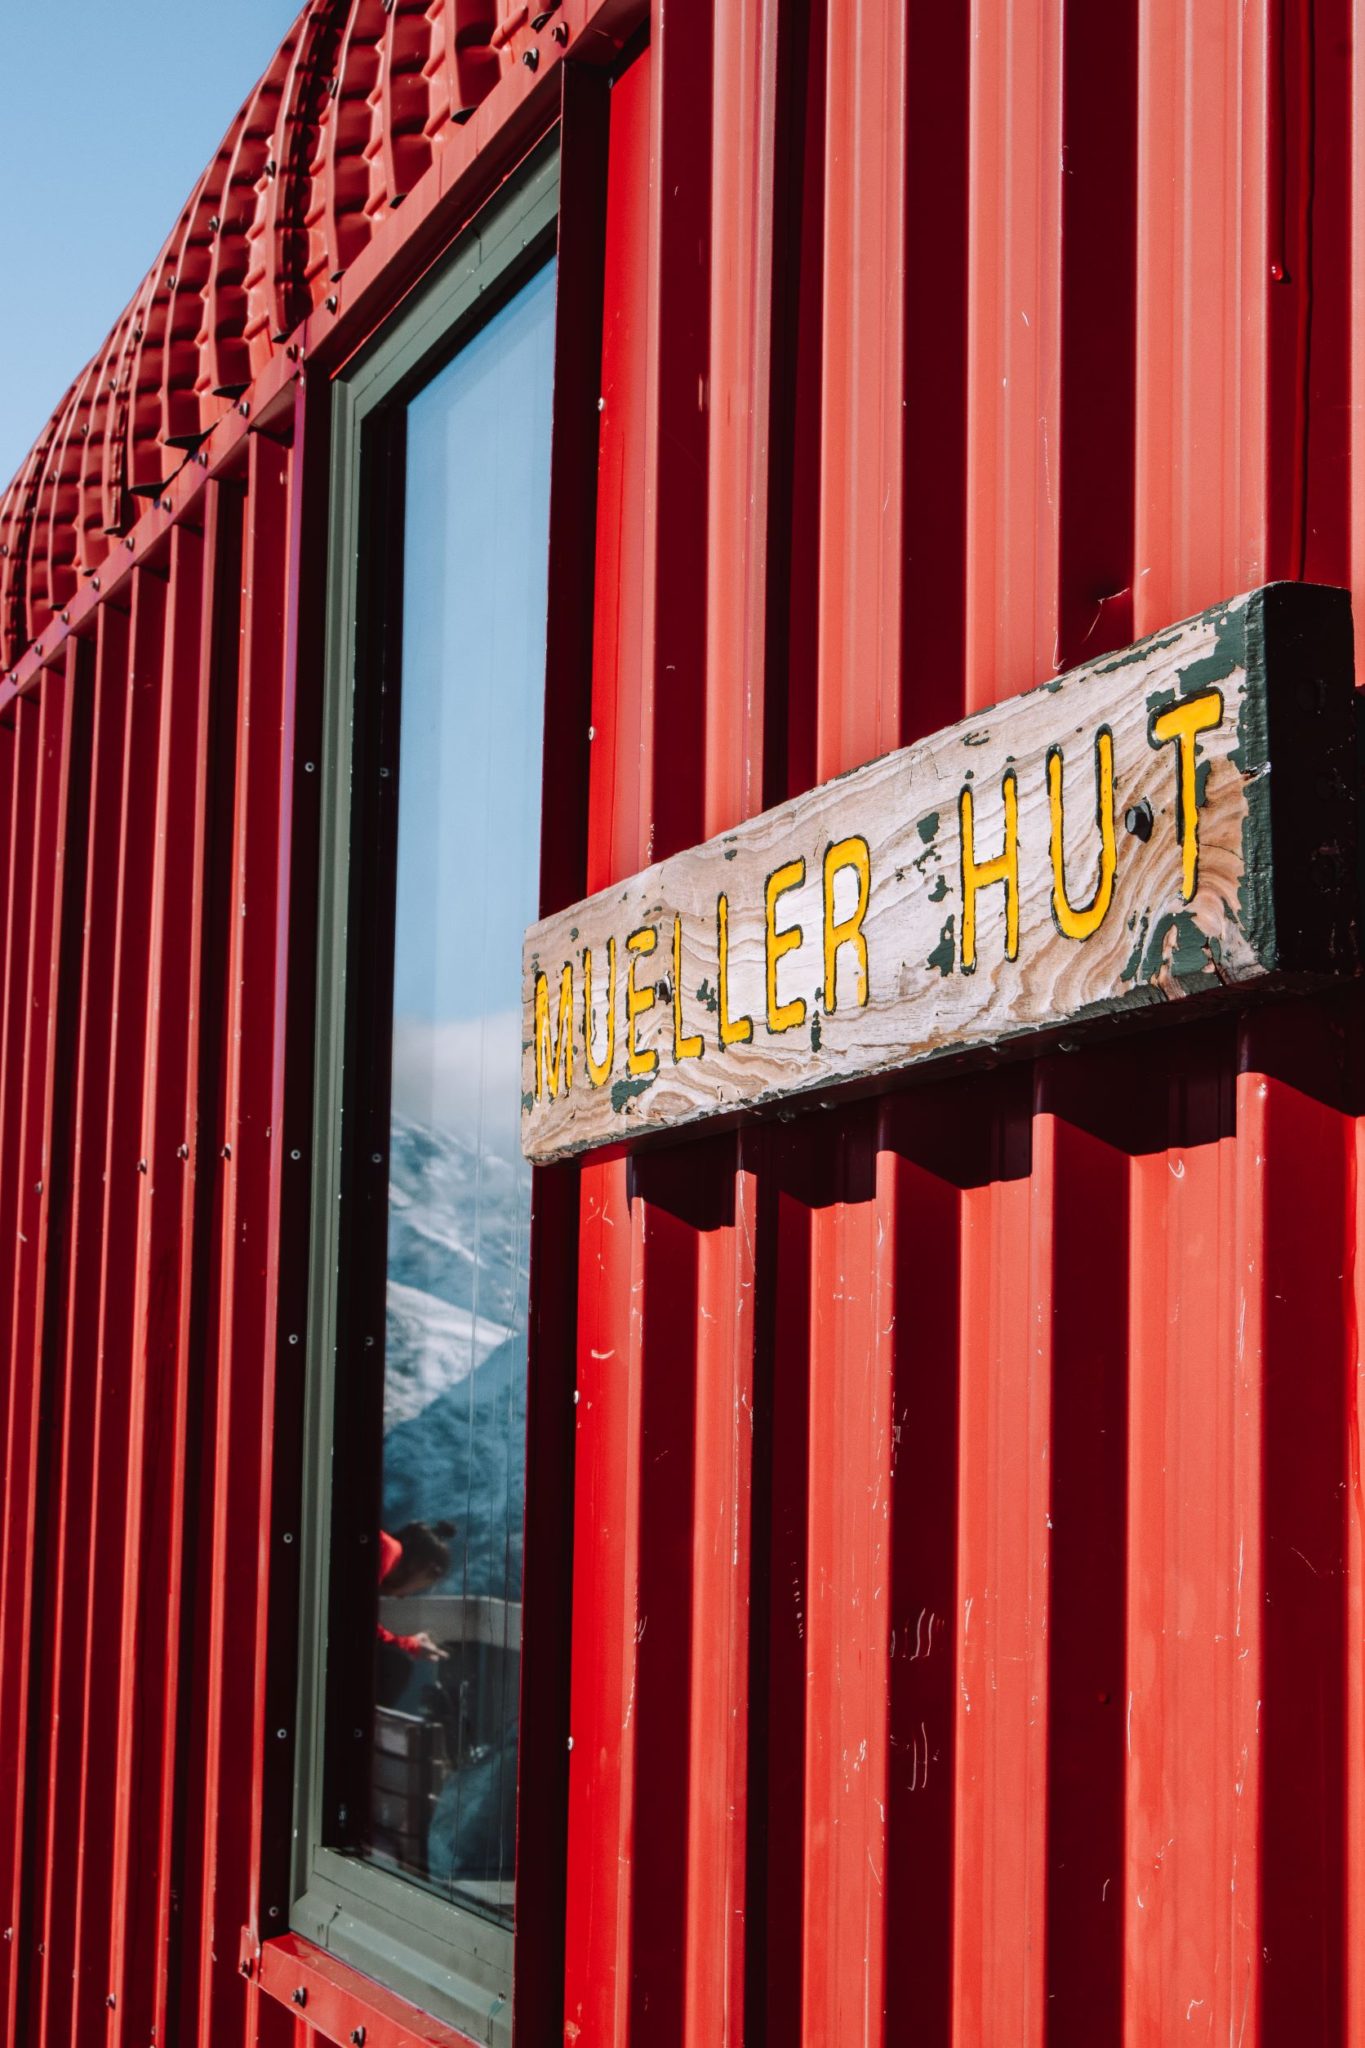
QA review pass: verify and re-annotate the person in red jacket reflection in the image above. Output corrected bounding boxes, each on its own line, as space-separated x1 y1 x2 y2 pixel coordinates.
377 1520 453 1664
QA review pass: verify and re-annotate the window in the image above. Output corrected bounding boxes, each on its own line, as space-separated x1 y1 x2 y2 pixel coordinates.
293 148 558 2040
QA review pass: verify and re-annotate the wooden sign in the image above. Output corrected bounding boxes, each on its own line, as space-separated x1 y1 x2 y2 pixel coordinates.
520 584 1357 1163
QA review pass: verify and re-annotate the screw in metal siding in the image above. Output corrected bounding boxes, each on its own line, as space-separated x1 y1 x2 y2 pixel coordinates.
371 1152 382 1165
566 1736 574 1751
304 761 316 773
222 1144 231 1160
283 1532 293 1544
276 1727 288 1740
60 610 70 625
138 1160 148 1174
268 1906 280 1919
238 402 250 419
351 2029 367 2045
240 1958 253 1978
289 1333 299 1345
1123 800 1154 843
522 46 539 67
290 1149 301 1161
177 1143 189 1159
325 296 338 314
291 1987 307 2008
106 1995 116 2009
552 20 568 41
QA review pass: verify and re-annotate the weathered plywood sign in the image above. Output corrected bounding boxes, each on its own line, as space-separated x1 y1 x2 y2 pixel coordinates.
521 584 1356 1163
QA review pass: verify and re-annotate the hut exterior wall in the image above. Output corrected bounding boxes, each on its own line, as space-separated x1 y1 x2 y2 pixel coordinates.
0 2 1362 2043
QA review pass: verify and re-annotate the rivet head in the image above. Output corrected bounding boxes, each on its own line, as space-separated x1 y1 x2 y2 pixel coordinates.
351 2029 367 2046
1123 800 1154 843
522 45 539 68
291 1985 307 2007
276 1727 288 1740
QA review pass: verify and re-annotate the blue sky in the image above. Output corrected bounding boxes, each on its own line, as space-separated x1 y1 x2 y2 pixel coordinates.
0 1 300 489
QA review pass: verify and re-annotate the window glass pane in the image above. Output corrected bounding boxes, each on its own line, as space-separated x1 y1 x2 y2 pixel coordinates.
363 256 556 1919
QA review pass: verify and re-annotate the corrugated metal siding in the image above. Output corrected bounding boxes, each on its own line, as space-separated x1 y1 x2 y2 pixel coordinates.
0 3 1362 2046
564 5 1363 2044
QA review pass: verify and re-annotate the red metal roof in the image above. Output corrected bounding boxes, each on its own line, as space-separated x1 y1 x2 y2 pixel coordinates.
0 0 540 672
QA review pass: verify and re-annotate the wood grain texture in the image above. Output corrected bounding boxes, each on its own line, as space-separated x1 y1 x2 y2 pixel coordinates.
522 584 1356 1161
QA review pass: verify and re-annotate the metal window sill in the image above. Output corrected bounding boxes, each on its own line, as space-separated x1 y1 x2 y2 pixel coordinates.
258 1931 485 2048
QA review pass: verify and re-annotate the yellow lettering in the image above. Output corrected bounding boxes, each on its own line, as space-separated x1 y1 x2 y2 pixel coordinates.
626 927 659 1076
822 836 870 1012
582 938 617 1088
1048 727 1117 941
960 772 1019 972
672 915 703 1062
717 893 753 1047
534 962 575 1100
765 859 807 1034
1150 689 1223 903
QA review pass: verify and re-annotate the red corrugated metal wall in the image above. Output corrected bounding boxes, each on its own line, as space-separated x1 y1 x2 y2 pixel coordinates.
1 2 1363 2045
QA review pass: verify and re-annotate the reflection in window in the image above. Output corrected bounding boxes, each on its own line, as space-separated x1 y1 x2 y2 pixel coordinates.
363 257 556 1919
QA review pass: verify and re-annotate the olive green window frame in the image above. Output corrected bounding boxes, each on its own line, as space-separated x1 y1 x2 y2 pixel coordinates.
289 142 560 2043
